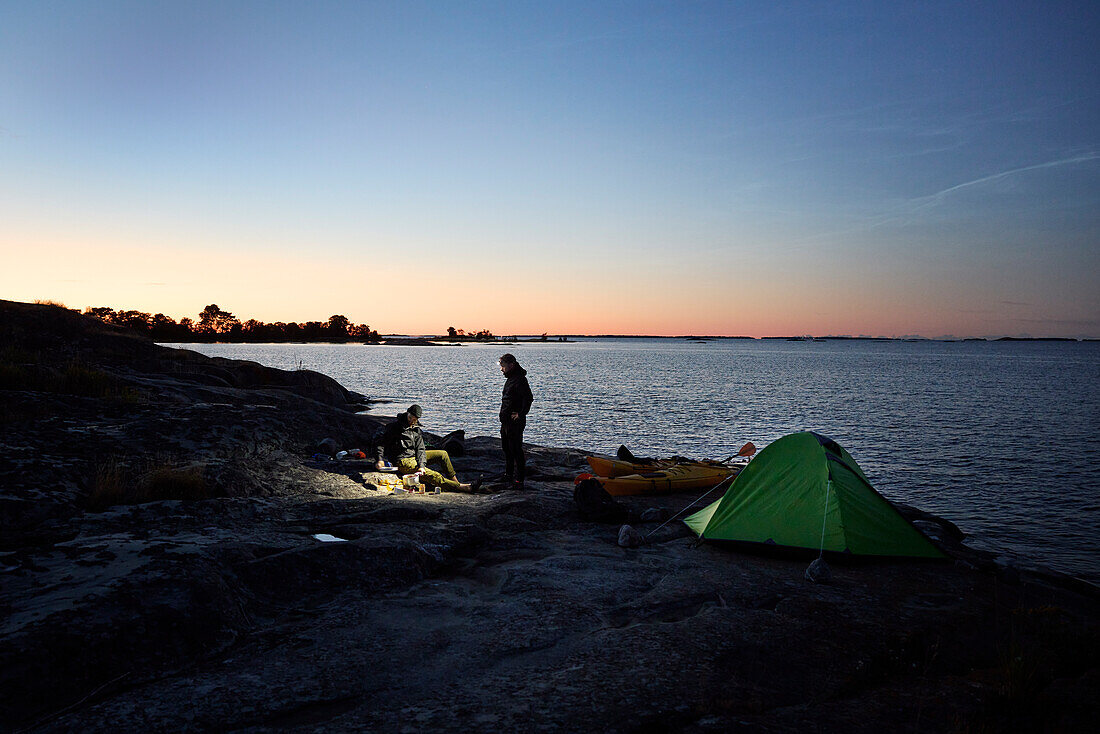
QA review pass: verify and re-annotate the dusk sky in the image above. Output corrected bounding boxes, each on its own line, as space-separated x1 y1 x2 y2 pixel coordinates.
2 1 1097 337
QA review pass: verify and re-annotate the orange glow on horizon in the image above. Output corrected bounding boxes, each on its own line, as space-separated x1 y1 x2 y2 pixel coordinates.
3 236 1095 340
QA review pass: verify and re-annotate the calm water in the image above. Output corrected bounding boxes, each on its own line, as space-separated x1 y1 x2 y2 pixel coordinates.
175 339 1100 584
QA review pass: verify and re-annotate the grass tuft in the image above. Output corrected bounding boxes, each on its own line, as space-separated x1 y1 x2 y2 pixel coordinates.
59 363 117 397
0 349 141 400
89 458 129 510
958 604 1099 732
138 463 209 502
87 460 212 510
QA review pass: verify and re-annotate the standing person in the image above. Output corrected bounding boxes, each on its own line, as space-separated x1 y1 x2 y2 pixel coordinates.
498 353 534 489
373 404 480 492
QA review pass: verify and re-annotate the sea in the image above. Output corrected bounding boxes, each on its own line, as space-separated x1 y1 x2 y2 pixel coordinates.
173 338 1100 585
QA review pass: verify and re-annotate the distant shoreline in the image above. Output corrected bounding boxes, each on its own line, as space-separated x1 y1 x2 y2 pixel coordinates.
162 334 1099 346
379 334 1096 343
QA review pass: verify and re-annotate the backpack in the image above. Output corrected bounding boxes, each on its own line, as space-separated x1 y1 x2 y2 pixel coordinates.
573 477 629 524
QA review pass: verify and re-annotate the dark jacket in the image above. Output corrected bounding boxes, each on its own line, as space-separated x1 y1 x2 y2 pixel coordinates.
373 413 426 466
500 365 534 422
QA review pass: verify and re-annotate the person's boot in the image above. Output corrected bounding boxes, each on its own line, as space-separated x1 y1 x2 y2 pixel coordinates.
454 478 488 494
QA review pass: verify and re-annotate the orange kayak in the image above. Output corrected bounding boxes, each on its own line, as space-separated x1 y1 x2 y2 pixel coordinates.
586 455 676 478
594 463 741 496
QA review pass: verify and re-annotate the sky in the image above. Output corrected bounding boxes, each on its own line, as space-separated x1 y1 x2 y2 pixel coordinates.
1 1 1098 338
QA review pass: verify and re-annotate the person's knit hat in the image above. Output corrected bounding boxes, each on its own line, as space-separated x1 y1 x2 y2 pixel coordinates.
407 404 423 418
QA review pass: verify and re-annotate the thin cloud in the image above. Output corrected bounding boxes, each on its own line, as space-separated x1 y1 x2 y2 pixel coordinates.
786 150 1100 246
1015 317 1100 328
883 139 969 161
1006 93 1100 124
911 152 1100 210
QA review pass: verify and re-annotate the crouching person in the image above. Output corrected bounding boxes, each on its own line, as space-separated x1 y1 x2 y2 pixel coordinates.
373 404 481 492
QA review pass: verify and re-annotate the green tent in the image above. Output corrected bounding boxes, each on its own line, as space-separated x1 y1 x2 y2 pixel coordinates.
684 432 944 558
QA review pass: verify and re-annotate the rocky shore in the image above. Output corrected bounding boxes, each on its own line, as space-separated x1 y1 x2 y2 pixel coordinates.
1 300 1097 733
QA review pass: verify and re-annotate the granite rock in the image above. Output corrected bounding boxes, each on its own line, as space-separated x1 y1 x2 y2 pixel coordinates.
1 301 1097 733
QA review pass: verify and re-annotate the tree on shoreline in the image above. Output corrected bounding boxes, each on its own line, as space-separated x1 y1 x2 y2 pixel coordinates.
197 304 239 335
439 327 497 341
82 305 380 344
327 315 350 338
